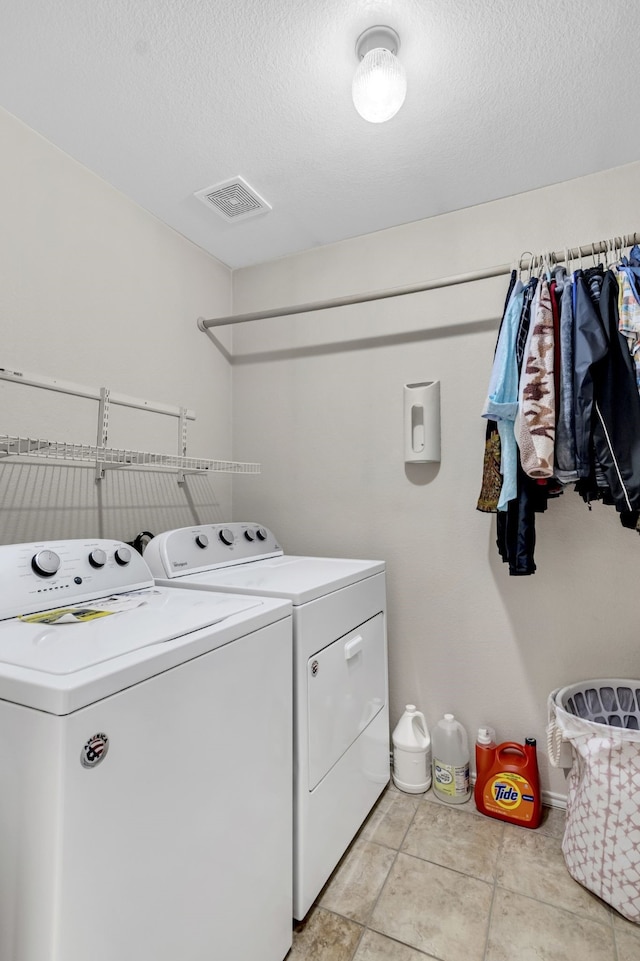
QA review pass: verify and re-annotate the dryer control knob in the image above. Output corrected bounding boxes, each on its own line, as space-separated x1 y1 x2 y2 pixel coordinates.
219 528 235 546
88 549 107 569
195 534 209 549
244 529 256 542
114 547 132 566
256 528 268 541
32 549 61 577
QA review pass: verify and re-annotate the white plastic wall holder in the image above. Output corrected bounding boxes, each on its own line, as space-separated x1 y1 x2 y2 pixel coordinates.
404 381 440 463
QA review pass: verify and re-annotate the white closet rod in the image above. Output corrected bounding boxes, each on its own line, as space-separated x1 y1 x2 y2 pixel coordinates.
197 233 639 330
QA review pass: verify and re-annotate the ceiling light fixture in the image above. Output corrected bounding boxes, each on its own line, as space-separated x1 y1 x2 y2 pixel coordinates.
352 26 406 124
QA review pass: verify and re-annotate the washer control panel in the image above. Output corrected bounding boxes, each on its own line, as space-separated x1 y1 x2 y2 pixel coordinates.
144 523 282 579
0 539 154 621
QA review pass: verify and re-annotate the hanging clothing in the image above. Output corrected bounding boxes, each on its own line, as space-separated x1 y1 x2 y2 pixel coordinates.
573 269 608 480
618 244 640 300
476 270 517 514
476 423 503 513
516 278 537 369
482 282 525 509
584 265 605 305
493 276 544 577
591 270 640 514
555 271 577 479
515 278 556 478
617 269 640 390
479 241 640 576
495 464 538 576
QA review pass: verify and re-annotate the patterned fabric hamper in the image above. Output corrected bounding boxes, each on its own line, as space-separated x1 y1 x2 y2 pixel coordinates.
548 680 640 924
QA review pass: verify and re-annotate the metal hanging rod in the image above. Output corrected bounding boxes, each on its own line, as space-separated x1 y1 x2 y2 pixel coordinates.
197 233 639 330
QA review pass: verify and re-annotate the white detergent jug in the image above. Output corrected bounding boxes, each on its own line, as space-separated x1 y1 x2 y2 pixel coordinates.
392 704 431 793
432 713 471 804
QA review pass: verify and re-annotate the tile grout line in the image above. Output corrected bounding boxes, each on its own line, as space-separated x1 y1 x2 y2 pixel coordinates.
482 819 506 961
309 785 423 961
610 904 620 961
350 789 424 960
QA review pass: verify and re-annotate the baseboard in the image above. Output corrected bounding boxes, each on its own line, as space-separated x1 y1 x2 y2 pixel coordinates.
542 789 567 810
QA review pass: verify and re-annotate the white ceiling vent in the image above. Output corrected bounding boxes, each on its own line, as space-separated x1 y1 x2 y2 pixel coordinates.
194 176 271 223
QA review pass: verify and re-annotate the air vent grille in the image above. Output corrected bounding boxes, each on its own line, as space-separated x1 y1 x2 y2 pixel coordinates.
194 176 271 222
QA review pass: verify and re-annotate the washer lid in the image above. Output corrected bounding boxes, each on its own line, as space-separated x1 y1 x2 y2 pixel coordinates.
172 555 385 605
0 588 264 675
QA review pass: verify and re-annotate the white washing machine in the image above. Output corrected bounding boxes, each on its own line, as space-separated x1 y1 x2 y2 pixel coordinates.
0 538 293 961
144 522 390 919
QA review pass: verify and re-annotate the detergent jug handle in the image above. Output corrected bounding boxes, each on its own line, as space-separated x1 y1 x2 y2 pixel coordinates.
496 742 526 764
412 711 428 746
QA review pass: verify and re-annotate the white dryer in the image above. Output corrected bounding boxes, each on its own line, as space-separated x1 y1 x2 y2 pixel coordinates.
144 522 390 919
0 538 293 961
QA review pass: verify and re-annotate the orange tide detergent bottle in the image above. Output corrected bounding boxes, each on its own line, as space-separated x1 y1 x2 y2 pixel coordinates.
474 729 542 828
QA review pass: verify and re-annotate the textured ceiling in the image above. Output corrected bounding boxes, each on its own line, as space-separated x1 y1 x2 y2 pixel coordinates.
1 1 638 269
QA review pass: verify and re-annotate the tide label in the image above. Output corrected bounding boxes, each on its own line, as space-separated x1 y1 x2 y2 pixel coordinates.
482 771 535 822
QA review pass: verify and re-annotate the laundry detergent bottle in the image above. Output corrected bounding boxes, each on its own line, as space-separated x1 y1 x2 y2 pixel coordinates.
392 705 431 793
473 726 496 808
475 737 542 828
431 714 471 804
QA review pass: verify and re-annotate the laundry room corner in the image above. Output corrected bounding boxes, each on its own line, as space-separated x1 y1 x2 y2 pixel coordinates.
0 106 238 543
230 159 640 802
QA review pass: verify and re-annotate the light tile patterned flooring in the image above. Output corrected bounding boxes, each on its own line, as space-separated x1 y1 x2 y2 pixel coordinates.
287 783 640 961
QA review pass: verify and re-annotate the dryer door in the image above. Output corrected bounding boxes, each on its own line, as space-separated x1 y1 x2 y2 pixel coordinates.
307 613 385 790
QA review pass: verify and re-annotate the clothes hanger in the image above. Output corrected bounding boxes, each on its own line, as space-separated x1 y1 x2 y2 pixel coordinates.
531 251 541 278
532 249 550 284
611 237 620 270
519 251 533 283
608 238 617 269
526 251 536 283
562 246 570 278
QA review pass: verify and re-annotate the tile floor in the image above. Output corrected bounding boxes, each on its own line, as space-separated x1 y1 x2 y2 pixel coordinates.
287 783 640 961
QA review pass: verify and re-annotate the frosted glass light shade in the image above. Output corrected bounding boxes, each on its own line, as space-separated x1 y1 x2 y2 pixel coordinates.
352 47 407 123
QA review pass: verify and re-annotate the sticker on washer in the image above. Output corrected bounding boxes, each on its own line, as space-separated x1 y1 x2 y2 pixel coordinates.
19 595 148 624
81 733 109 768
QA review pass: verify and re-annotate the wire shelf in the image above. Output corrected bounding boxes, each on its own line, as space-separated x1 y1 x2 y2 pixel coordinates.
0 435 261 474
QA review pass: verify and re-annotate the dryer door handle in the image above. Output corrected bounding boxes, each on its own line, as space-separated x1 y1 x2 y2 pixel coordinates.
344 635 363 660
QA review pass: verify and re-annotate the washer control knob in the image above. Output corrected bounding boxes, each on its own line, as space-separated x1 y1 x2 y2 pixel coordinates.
219 528 235 546
114 547 132 566
31 550 61 577
244 529 256 542
88 549 107 569
256 528 268 541
195 534 209 549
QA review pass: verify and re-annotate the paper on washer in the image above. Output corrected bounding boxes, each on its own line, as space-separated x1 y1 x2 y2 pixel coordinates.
19 593 150 624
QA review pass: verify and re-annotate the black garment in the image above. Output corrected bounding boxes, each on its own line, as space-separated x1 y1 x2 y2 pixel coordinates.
497 466 535 575
590 270 640 513
584 265 605 305
502 270 518 325
515 278 538 371
573 270 608 480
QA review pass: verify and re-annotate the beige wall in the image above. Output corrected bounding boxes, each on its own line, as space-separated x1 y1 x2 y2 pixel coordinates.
0 107 235 541
231 161 640 800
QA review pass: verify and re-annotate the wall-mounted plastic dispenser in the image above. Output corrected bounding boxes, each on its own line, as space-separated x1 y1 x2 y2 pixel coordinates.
404 381 441 463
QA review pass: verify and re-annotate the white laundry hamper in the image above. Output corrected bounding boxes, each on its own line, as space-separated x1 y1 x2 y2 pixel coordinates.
548 680 640 924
